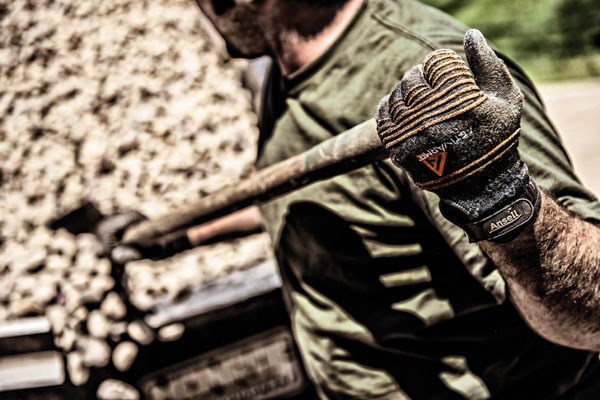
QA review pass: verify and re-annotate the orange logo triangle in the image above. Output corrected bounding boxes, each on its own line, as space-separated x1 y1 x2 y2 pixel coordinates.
419 152 447 176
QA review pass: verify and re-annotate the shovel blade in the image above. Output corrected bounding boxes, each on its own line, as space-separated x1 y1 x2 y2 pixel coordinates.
49 201 104 235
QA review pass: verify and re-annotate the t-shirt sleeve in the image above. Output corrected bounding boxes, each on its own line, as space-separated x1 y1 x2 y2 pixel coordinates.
502 55 600 224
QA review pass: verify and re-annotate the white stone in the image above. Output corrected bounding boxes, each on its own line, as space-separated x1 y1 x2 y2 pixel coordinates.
129 293 155 312
80 135 108 162
158 323 185 342
13 275 37 295
28 226 53 249
81 275 115 303
66 306 88 331
0 2 258 383
8 298 41 317
75 251 99 271
97 379 140 400
32 279 57 308
68 269 90 290
50 229 78 258
11 247 46 273
166 144 195 170
76 234 103 255
46 305 68 335
109 321 128 340
56 328 77 352
161 273 185 298
112 341 138 372
45 254 71 271
127 320 154 345
79 336 111 368
67 351 90 386
62 283 83 313
0 273 16 303
101 291 128 320
87 310 110 338
95 257 112 275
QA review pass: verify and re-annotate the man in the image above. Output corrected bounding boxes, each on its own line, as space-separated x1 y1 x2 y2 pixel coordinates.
107 0 600 398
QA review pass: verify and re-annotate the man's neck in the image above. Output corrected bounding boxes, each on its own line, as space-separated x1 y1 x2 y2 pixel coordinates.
274 0 363 75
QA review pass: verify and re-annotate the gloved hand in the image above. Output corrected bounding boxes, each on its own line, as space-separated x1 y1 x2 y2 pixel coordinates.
376 29 540 242
96 210 191 264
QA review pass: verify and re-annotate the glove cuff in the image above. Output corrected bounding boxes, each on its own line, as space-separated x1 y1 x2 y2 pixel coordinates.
439 164 541 242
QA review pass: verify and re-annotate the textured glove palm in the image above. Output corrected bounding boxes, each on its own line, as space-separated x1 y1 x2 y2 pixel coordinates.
377 29 540 242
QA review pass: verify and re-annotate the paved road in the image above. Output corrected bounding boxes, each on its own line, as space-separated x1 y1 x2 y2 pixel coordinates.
539 79 600 197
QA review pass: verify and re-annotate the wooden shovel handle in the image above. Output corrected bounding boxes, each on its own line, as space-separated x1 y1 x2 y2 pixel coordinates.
122 119 385 246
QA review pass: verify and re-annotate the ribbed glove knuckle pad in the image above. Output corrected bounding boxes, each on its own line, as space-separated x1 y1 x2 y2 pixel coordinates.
376 47 523 191
380 50 484 144
96 210 147 255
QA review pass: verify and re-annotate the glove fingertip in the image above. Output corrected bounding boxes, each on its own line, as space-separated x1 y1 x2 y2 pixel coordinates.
463 29 496 74
464 29 487 52
111 245 142 264
463 29 520 102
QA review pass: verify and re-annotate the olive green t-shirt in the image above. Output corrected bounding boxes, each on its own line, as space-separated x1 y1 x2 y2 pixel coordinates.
255 0 600 398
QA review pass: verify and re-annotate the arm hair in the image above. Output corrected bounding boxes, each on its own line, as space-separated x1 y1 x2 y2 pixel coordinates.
480 189 600 350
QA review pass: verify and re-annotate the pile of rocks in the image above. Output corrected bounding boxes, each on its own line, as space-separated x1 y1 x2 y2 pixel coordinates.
0 0 270 395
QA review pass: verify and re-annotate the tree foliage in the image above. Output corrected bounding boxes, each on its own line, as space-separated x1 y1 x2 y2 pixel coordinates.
420 0 600 80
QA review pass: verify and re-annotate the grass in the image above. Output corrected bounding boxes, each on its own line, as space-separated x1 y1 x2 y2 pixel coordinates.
420 0 600 82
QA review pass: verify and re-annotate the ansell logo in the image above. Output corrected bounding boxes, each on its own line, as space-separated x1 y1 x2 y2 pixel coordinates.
489 209 523 233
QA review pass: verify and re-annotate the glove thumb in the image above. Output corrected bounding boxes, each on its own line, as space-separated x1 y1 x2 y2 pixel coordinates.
463 29 521 104
111 245 143 265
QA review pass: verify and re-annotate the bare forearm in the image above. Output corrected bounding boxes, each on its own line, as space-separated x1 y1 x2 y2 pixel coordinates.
480 189 600 350
186 205 264 246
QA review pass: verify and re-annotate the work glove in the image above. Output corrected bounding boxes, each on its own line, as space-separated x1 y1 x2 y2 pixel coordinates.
376 29 540 242
96 210 191 264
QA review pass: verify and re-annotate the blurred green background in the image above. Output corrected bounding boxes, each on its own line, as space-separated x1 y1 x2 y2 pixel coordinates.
420 0 600 82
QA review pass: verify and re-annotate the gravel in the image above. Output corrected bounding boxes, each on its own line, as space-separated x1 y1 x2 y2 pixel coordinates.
126 320 154 346
100 291 128 320
97 379 140 400
157 322 185 342
66 351 89 386
1 0 274 388
112 341 138 372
